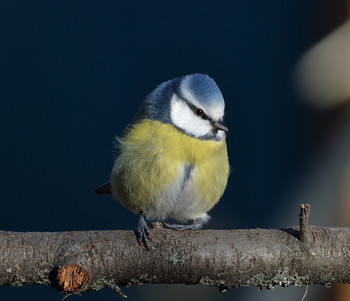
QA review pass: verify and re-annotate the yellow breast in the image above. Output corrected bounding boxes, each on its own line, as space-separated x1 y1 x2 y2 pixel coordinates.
111 119 229 217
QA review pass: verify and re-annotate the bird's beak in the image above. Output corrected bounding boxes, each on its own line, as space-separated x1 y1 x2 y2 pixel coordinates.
214 120 228 132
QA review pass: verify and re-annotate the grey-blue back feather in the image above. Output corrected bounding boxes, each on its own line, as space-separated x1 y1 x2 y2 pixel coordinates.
131 77 181 124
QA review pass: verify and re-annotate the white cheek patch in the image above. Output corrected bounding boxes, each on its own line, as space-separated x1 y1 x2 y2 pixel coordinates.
170 95 213 137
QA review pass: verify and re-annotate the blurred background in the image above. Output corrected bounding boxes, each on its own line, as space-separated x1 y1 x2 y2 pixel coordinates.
1 1 349 300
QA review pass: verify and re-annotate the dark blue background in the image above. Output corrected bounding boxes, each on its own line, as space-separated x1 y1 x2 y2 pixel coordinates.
0 1 342 300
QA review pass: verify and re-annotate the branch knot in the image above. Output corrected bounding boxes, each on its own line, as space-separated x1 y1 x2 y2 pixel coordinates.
57 263 89 293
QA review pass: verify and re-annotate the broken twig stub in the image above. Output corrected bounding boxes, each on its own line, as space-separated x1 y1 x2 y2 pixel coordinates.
299 203 313 245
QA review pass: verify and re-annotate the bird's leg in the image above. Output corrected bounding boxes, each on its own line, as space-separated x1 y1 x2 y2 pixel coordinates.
165 213 210 231
135 214 151 250
164 219 204 231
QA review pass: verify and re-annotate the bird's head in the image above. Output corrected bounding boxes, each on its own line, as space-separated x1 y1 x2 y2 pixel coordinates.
144 73 227 141
170 73 227 141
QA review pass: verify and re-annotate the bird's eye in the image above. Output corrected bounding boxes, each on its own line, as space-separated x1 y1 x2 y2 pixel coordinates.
195 108 204 117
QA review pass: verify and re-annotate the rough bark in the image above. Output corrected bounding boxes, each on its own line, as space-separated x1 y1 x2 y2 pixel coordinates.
0 205 349 297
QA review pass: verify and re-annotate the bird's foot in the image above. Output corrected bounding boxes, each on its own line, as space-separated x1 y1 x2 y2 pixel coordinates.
164 221 203 231
135 214 151 250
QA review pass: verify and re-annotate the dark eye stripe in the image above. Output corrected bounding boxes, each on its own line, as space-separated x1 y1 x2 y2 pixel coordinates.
175 92 211 121
187 103 209 120
199 111 209 120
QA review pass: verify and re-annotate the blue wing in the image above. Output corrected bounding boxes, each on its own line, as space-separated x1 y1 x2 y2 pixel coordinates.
95 180 112 195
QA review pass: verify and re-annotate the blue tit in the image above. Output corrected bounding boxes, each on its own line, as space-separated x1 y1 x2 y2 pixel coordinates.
96 73 229 249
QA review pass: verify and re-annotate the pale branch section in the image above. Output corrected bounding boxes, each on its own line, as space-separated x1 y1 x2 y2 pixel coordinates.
0 205 349 297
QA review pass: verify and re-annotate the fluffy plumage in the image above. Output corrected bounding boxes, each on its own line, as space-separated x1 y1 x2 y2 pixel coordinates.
111 119 229 222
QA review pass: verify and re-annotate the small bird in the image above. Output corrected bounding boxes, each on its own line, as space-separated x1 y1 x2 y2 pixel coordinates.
96 74 229 249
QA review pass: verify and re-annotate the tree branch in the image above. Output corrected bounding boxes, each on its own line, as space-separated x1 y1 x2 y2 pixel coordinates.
0 205 349 297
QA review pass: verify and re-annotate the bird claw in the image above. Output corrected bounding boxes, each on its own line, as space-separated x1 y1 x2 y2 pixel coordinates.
135 215 151 250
